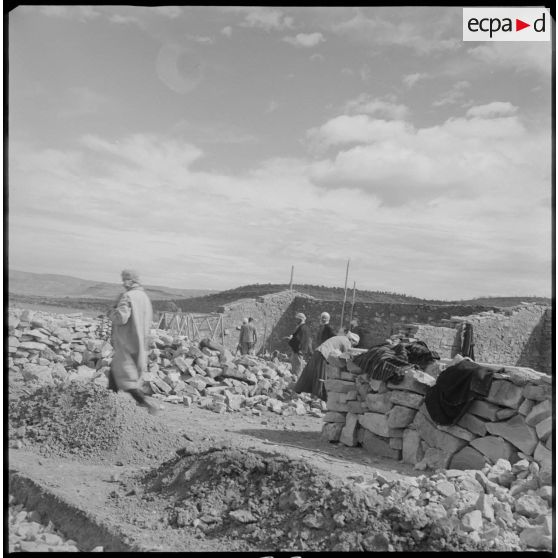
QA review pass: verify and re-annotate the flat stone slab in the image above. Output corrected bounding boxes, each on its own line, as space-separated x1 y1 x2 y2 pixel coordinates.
358 412 390 438
486 415 538 455
449 446 487 470
470 436 516 463
413 411 467 454
486 380 523 409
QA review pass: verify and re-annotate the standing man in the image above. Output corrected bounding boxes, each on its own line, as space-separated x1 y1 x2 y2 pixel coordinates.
108 269 157 415
247 317 258 355
316 312 335 346
285 312 312 379
238 318 251 355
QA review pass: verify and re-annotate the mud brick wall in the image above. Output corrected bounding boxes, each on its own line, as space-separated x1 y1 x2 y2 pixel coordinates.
322 355 552 473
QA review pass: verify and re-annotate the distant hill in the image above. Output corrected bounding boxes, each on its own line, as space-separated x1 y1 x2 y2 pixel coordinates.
8 270 215 301
172 283 551 313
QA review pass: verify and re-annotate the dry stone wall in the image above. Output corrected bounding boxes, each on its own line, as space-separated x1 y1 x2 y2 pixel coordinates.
322 353 552 475
397 304 551 374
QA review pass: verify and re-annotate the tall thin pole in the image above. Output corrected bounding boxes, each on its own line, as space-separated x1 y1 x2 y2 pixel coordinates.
289 265 294 291
339 259 350 332
349 281 356 326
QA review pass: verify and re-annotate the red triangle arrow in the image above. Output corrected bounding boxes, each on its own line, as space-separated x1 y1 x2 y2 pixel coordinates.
516 18 530 31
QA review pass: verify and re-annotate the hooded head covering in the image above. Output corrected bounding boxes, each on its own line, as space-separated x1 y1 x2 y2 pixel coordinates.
347 332 360 345
295 312 306 322
320 312 330 322
121 269 140 283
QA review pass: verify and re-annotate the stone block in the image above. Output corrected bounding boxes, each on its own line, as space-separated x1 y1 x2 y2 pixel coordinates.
360 429 401 460
387 369 435 394
468 400 502 421
354 376 370 400
416 447 453 470
364 392 393 413
495 408 517 420
369 379 386 392
389 437 403 450
470 436 516 463
325 379 356 393
535 417 552 442
486 415 538 455
326 392 350 412
402 429 424 465
522 384 551 401
325 364 341 379
449 446 487 470
413 411 466 454
389 390 424 409
519 526 552 550
525 399 552 427
358 412 390 438
436 423 477 442
346 400 366 414
323 411 347 423
388 427 405 438
340 413 359 447
457 413 488 437
321 422 343 442
486 380 523 409
387 406 416 429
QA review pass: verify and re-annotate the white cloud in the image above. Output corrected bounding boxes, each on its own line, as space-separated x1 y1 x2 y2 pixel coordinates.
39 6 101 21
467 42 552 77
402 73 428 88
9 121 550 298
148 7 182 19
240 7 294 31
466 102 518 119
265 100 279 114
330 8 461 55
221 26 233 37
432 80 471 107
345 95 409 120
58 87 108 118
283 32 325 48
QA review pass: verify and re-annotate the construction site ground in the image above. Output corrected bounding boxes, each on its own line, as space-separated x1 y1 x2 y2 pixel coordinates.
9 395 424 552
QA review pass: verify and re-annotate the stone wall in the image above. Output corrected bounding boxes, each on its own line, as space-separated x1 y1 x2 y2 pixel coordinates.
396 304 551 373
322 353 552 473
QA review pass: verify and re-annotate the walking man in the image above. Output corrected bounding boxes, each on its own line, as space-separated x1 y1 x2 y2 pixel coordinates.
108 269 158 414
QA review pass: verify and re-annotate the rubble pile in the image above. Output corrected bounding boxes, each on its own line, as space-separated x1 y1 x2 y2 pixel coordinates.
8 495 88 552
116 447 478 552
322 352 552 473
7 308 324 417
116 446 551 551
8 382 184 465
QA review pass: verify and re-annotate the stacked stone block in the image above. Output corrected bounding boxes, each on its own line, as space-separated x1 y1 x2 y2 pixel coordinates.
322 353 552 473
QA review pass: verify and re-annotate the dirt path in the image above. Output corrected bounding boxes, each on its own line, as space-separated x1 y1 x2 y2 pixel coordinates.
9 399 425 552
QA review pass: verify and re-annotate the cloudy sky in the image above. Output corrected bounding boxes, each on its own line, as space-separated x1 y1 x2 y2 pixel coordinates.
8 6 553 299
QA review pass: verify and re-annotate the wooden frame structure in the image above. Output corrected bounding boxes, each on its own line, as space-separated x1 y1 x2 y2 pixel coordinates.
157 312 225 344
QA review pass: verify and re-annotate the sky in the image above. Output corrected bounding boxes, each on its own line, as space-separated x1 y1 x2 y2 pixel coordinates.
8 5 554 300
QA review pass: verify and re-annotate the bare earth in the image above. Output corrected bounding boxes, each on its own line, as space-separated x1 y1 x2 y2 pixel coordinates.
9 397 425 552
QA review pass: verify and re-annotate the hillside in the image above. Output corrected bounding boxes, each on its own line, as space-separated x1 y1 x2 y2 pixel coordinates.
171 283 551 313
8 270 215 301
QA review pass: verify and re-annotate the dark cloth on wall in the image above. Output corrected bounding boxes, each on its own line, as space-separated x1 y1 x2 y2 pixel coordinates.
316 324 335 345
294 351 328 401
288 323 312 355
403 340 441 368
460 322 475 360
353 343 413 384
424 359 498 426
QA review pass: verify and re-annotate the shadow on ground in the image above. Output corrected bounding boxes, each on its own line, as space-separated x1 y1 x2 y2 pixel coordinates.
236 427 421 477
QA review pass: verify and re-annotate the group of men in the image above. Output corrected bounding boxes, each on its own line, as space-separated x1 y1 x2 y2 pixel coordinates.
286 311 360 401
106 268 365 414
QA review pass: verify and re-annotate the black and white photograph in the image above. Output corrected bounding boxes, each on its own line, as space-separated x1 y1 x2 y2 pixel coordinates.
7 4 554 553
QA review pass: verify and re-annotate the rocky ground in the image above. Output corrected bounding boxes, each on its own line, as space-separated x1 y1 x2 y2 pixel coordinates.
7 307 555 553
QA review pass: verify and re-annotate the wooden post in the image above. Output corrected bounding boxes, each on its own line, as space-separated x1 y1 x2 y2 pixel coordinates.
348 281 356 326
339 259 350 333
289 265 294 291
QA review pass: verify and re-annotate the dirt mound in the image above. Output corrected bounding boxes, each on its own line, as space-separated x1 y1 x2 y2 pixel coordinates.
8 382 184 465
115 447 484 552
